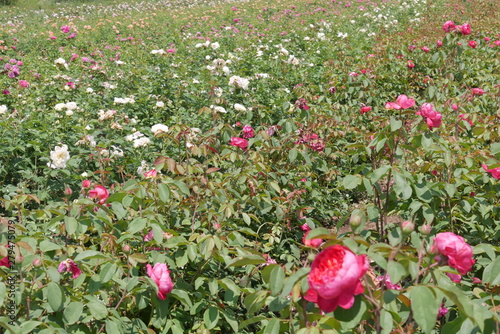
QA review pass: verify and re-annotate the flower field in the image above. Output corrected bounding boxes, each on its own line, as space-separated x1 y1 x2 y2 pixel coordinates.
1 0 500 332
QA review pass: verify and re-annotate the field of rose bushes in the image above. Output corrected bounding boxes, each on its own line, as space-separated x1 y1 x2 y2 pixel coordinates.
1 0 500 332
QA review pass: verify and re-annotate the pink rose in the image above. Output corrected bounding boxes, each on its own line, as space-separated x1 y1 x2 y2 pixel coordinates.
146 263 174 300
305 245 368 312
482 164 500 179
19 80 29 88
302 230 323 248
295 98 310 110
229 137 248 150
61 25 71 33
144 169 158 178
458 23 471 35
386 94 415 110
442 20 455 32
396 94 416 109
431 232 475 278
88 185 109 204
421 46 430 53
407 60 415 68
471 88 485 96
436 40 443 47
58 259 82 279
0 256 12 268
468 40 477 48
144 230 154 242
360 106 371 114
82 180 91 188
242 125 255 139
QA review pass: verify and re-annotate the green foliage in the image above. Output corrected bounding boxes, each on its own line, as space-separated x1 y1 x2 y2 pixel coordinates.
0 0 500 333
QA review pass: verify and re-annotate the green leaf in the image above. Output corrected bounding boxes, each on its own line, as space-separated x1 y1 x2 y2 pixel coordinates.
334 297 367 329
442 316 466 334
263 318 280 334
244 290 268 314
47 282 65 312
20 321 42 333
227 254 266 267
221 310 239 332
157 183 170 202
63 302 84 325
170 289 193 308
390 117 402 132
39 240 61 252
105 319 121 333
127 217 147 235
0 283 5 308
387 261 406 285
268 265 285 295
288 149 298 163
64 217 78 235
74 250 105 262
482 256 500 285
305 227 336 240
370 165 391 183
203 307 220 330
281 267 310 298
410 286 438 334
88 301 108 320
99 263 117 283
343 175 362 190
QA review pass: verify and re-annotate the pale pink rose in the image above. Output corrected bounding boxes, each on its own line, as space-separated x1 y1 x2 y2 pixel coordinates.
385 102 401 110
88 185 109 204
305 245 368 312
396 94 416 109
482 164 500 179
146 263 174 300
431 232 475 277
58 259 82 279
144 169 158 178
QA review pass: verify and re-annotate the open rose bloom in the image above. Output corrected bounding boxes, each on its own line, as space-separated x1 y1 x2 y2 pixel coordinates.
147 263 174 300
305 245 368 312
431 232 475 282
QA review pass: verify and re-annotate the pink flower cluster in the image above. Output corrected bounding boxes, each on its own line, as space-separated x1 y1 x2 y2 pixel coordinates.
416 103 442 129
295 132 325 152
442 21 471 35
385 94 415 110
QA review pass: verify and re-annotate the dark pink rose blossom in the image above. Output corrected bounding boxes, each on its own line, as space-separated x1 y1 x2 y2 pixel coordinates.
229 137 248 150
468 40 477 48
0 256 12 268
58 259 82 279
295 98 310 110
242 125 254 139
305 245 368 312
61 25 71 33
